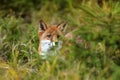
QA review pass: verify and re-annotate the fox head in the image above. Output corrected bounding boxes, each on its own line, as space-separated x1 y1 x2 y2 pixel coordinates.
38 20 67 58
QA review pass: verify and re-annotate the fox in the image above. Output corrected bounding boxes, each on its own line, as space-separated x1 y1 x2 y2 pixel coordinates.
38 20 67 58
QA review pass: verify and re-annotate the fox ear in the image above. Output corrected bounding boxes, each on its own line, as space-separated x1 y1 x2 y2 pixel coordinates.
39 20 47 31
57 22 67 32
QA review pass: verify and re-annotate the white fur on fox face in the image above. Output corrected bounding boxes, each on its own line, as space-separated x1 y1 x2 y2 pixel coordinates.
41 40 56 53
41 40 52 53
40 40 56 59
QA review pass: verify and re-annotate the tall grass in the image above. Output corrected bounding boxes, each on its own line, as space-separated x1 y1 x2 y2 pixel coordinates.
0 0 120 80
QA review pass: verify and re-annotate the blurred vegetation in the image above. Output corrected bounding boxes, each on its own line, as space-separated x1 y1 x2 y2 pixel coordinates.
0 0 120 80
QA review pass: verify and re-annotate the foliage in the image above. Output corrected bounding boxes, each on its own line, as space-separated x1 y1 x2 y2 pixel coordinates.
0 0 120 80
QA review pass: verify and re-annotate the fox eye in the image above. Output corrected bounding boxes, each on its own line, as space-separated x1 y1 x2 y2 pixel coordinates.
47 34 51 38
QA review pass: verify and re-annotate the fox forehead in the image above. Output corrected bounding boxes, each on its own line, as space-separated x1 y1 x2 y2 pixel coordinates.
44 25 62 35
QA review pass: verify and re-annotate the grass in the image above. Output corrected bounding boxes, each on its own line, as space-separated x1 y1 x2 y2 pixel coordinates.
0 0 120 80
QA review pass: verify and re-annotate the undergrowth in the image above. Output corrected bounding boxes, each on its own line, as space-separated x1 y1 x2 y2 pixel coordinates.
0 0 120 80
